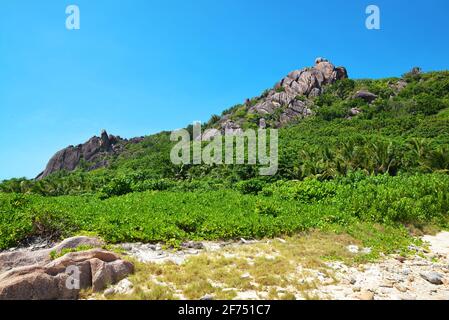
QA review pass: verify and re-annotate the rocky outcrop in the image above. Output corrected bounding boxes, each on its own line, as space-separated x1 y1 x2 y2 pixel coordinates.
248 58 347 120
0 236 103 274
0 237 133 300
389 79 408 93
36 130 144 180
354 90 378 103
209 58 347 137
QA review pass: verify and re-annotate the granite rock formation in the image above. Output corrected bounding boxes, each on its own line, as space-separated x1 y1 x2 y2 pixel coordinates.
36 130 143 180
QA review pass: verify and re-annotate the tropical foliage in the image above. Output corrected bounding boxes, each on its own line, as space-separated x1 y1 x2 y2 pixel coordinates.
1 69 448 252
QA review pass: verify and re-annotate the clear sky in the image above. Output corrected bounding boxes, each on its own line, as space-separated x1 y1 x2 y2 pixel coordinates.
1 0 449 180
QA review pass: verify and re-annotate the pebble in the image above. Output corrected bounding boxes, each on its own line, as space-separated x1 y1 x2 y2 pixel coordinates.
420 272 444 285
361 247 372 254
408 245 422 252
114 279 134 294
380 281 394 288
145 244 158 251
182 241 204 250
404 293 418 300
121 244 133 251
402 269 410 276
103 288 116 297
241 273 251 280
356 290 374 300
394 284 408 293
347 245 359 254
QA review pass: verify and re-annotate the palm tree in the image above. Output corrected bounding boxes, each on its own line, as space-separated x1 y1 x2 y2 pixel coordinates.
370 140 397 175
407 138 430 171
426 146 449 173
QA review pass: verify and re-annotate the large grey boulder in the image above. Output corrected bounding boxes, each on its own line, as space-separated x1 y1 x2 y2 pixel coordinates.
222 120 243 136
0 250 50 274
0 236 103 274
354 90 378 103
0 237 133 300
90 258 134 292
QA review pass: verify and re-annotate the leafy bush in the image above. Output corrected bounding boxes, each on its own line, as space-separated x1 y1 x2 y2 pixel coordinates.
29 208 79 239
409 93 447 116
262 179 337 203
316 103 348 121
236 179 266 195
254 200 280 217
99 176 133 199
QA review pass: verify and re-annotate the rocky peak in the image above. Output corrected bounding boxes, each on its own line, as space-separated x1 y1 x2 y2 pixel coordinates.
100 129 112 151
249 57 347 117
35 130 142 180
207 58 348 137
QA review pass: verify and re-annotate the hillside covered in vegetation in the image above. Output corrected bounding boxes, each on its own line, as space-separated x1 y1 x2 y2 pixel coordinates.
1 63 449 256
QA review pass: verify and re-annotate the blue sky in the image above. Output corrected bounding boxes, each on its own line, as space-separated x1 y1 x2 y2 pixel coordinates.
1 0 449 180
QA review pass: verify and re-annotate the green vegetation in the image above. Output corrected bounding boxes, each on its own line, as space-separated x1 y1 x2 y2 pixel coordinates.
1 69 448 254
0 173 447 252
49 244 95 260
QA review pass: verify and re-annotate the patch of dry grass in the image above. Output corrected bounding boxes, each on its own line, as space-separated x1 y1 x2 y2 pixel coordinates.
100 231 364 300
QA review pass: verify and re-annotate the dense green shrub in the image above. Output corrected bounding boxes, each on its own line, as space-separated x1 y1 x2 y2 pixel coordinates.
236 179 266 195
261 179 337 203
99 176 133 199
409 93 448 116
254 200 280 217
316 103 349 121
